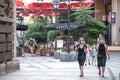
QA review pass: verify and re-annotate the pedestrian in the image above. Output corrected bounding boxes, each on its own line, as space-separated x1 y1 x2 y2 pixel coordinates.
97 34 105 43
91 44 97 66
85 44 91 66
49 42 54 56
97 40 110 77
33 38 38 54
97 34 105 49
74 39 79 60
76 37 87 77
18 37 25 57
28 36 36 56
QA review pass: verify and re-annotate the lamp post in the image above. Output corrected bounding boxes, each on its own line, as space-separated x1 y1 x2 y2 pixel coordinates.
52 0 60 51
16 15 24 37
66 0 70 53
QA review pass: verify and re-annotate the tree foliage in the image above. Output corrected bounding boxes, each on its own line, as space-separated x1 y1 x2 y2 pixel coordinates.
24 17 46 43
72 6 107 45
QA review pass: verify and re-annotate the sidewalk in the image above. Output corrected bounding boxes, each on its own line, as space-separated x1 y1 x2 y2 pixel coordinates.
0 53 119 80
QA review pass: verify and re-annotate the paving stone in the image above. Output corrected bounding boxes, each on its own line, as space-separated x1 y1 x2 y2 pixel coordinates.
54 51 60 59
0 53 119 80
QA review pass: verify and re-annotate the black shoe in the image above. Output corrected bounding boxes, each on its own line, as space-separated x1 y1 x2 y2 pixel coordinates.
99 72 101 76
101 75 104 77
89 63 90 65
79 75 83 77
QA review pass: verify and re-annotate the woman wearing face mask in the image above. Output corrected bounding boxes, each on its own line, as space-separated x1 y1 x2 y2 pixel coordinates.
76 37 87 77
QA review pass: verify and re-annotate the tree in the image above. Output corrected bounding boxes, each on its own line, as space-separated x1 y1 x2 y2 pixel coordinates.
73 6 94 24
47 30 62 42
24 17 46 43
72 6 107 45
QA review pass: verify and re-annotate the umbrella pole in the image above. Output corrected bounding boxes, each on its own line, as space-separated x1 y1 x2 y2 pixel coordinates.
55 4 58 51
67 0 70 53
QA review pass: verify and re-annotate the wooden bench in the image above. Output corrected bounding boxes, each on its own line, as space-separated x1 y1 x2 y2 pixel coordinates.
108 46 120 53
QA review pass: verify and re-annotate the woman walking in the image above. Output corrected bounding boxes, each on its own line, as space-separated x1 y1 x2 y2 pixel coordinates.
97 38 110 77
76 37 87 77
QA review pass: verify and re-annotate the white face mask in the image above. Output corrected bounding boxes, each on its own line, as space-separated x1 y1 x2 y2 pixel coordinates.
80 40 85 44
99 40 105 44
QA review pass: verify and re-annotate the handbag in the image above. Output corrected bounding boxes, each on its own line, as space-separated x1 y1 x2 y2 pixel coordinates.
97 54 103 58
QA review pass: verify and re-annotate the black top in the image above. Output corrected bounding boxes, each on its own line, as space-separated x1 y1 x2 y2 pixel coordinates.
77 45 86 57
98 43 106 55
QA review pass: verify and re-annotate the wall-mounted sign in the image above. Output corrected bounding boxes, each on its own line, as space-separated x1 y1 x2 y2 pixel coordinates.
109 12 116 24
53 40 63 48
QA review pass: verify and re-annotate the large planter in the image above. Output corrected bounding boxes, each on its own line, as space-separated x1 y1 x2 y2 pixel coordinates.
54 51 60 59
40 49 47 56
35 49 40 55
60 51 77 62
24 46 30 53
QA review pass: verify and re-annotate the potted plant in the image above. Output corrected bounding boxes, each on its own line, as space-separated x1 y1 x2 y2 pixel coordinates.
39 47 46 56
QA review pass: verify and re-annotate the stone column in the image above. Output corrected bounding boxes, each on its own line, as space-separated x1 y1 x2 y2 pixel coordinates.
13 0 17 58
0 0 20 75
111 0 120 45
116 0 120 45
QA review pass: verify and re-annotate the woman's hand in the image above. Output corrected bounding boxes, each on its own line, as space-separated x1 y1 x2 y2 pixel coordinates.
108 55 110 60
75 46 79 50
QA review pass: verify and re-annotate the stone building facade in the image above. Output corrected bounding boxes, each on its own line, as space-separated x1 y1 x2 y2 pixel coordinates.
95 0 120 45
0 0 19 75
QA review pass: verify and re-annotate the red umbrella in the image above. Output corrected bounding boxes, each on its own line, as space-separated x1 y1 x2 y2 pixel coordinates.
25 2 58 17
58 2 82 14
26 2 41 9
40 3 53 9
82 0 95 7
70 1 81 8
58 1 81 8
16 0 24 8
58 2 67 8
23 1 94 17
25 2 54 9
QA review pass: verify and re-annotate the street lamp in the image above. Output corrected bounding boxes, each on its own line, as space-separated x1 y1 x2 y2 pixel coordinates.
61 0 70 53
52 0 60 51
66 0 70 53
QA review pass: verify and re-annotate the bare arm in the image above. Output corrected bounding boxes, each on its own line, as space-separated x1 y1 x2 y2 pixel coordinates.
75 45 79 51
105 44 110 60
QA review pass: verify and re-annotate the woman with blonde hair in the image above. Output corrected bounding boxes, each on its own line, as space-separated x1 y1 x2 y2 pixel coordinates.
76 37 87 77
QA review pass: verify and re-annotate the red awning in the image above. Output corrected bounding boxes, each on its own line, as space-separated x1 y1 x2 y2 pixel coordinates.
58 1 81 8
40 3 53 9
70 1 81 8
26 2 41 9
58 2 67 8
82 0 95 7
16 0 24 8
26 2 53 9
25 2 57 16
21 1 94 17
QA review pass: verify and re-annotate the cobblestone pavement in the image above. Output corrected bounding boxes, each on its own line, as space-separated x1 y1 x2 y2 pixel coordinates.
0 53 120 80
